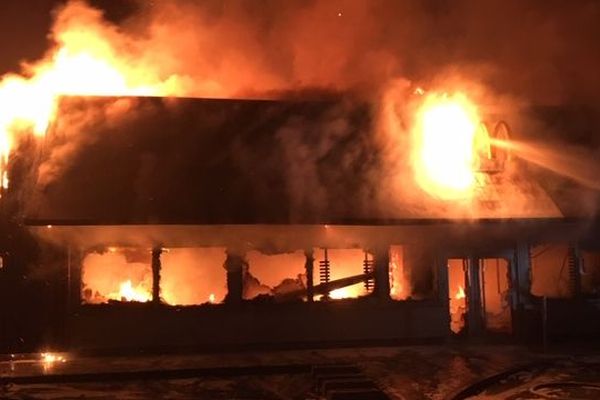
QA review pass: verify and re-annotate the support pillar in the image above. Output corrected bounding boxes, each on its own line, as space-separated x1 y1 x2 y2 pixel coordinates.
568 245 582 298
467 257 484 335
151 247 162 304
304 249 315 302
67 246 83 312
435 255 449 305
512 242 538 340
224 250 244 304
512 243 534 308
373 247 391 300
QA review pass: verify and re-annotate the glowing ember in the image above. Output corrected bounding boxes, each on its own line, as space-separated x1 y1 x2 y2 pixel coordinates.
41 352 66 365
412 92 482 199
112 280 152 303
208 293 216 303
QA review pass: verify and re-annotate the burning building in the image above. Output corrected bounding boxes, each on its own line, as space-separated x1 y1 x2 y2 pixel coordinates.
0 0 599 356
0 92 592 353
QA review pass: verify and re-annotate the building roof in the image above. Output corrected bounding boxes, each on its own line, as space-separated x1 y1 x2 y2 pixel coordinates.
23 95 593 226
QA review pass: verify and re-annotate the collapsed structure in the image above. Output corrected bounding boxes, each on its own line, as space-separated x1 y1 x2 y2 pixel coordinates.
5 95 600 352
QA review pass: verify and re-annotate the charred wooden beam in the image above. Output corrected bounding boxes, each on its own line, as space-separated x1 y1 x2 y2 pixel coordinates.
151 247 162 304
467 257 484 335
373 248 390 300
224 250 245 304
305 249 315 302
275 271 375 302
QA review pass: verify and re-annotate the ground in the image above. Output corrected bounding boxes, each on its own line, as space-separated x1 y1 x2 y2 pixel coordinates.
2 344 600 399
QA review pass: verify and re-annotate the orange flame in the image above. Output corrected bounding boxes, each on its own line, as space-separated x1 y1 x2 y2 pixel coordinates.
455 285 466 300
412 92 483 199
0 2 184 189
111 280 152 303
329 287 352 299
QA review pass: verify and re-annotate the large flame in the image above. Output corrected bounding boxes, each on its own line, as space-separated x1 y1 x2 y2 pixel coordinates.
110 280 152 303
0 2 183 189
412 92 482 199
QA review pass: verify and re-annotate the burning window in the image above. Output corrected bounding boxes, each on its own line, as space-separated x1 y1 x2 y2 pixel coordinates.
448 258 467 334
160 247 227 306
81 248 152 304
314 248 367 300
243 250 306 300
448 257 512 334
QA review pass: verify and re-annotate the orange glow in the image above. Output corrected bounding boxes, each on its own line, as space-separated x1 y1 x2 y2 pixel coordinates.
412 92 483 199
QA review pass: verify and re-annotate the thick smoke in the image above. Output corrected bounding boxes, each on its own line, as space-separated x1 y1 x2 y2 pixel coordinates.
119 0 599 103
7 0 600 218
31 0 599 102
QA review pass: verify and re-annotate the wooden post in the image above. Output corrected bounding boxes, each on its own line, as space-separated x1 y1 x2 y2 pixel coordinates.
224 250 244 304
304 249 315 302
374 246 391 300
467 257 484 335
151 247 162 304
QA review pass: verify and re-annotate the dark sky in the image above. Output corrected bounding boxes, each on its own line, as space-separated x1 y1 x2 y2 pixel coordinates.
0 0 136 74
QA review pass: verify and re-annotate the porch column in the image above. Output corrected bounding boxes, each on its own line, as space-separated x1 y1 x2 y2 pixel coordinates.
151 247 162 304
373 246 391 300
304 249 315 302
512 242 539 340
467 257 484 335
512 243 534 308
224 250 244 304
436 255 449 306
67 246 83 312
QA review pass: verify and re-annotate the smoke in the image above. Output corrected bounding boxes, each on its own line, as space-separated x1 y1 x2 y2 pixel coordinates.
30 0 598 102
3 0 598 220
120 0 599 103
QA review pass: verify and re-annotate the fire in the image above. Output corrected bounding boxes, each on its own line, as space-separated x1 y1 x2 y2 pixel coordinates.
455 285 466 300
41 352 66 364
112 280 152 303
329 287 352 299
412 92 483 199
0 2 182 189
